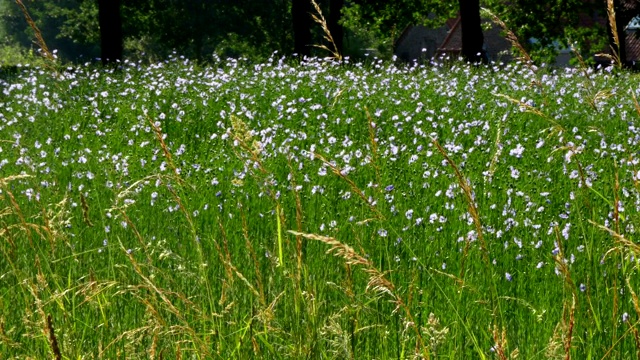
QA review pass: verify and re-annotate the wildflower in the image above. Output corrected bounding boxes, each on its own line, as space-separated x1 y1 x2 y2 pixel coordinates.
562 223 571 240
429 213 438 223
513 237 522 248
405 209 414 220
509 166 520 179
509 143 525 158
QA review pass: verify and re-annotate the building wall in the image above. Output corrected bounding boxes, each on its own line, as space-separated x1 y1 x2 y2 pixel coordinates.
395 22 514 64
394 25 449 62
483 25 513 64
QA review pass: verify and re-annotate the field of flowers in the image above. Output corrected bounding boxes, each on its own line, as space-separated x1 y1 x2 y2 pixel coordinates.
1 54 640 358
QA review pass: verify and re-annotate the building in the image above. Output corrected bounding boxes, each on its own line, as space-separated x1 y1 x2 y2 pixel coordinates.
393 17 513 64
394 8 640 67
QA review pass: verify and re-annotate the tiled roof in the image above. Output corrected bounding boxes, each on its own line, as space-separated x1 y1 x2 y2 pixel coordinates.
445 17 459 29
394 25 414 49
616 0 640 61
626 31 640 62
621 0 640 12
618 0 640 26
436 16 462 55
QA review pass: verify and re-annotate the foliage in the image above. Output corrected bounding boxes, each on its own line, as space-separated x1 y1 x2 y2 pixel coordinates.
483 0 609 64
340 0 457 58
0 0 294 62
0 0 626 65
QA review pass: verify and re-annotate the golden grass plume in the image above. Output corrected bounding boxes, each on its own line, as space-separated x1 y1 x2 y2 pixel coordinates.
310 0 342 61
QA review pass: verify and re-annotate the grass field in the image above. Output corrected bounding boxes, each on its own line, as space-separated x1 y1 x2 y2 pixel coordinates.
1 54 640 359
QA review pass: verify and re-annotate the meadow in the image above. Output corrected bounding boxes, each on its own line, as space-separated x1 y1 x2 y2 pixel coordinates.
1 53 640 359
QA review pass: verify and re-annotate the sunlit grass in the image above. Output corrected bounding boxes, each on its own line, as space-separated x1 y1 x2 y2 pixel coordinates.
1 54 640 358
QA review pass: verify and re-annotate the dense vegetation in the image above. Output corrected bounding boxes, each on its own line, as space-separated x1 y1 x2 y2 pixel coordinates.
0 0 615 65
1 54 640 358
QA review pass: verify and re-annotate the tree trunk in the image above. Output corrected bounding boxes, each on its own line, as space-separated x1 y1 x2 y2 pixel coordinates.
458 0 487 63
329 0 344 56
292 0 313 57
98 0 123 65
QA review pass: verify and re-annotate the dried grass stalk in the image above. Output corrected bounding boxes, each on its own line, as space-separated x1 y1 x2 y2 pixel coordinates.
288 230 430 358
46 314 62 360
15 0 55 61
310 0 342 60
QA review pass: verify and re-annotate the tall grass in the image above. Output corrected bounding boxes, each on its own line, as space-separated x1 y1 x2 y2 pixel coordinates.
2 14 640 358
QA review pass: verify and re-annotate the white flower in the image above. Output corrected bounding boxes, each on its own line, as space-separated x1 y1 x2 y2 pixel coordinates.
405 209 414 220
509 166 520 179
509 143 525 158
562 223 571 240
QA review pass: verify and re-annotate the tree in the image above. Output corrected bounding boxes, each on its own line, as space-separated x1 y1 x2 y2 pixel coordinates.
292 0 313 56
483 0 608 64
1 0 101 63
97 0 122 64
329 0 344 55
8 0 294 62
342 0 457 57
343 0 489 62
459 0 487 63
